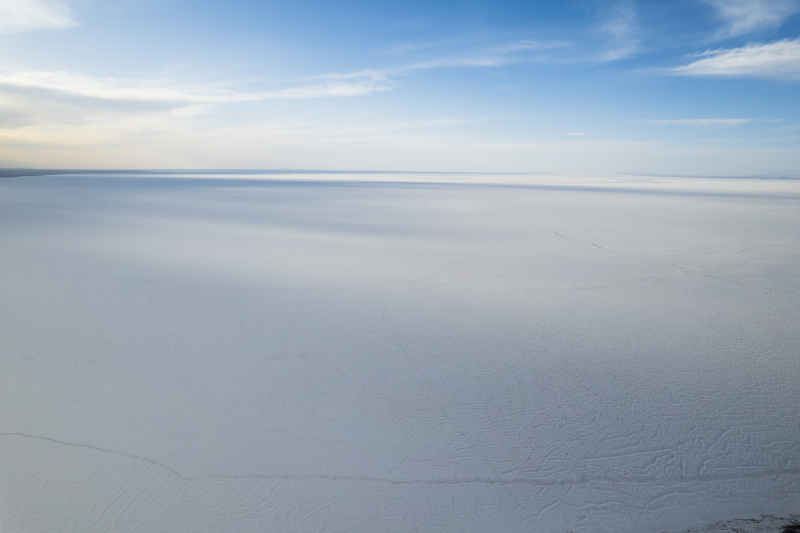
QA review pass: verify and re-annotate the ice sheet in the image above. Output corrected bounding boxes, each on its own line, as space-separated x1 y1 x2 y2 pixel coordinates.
1 173 799 532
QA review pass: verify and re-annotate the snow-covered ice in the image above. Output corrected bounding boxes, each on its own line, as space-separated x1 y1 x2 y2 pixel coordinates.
1 172 799 532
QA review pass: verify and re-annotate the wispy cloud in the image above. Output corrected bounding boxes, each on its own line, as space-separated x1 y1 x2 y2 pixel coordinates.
382 39 456 56
0 39 565 107
597 2 640 62
256 80 389 99
705 0 800 39
649 118 753 126
672 38 800 79
0 70 389 104
0 0 75 33
315 40 569 83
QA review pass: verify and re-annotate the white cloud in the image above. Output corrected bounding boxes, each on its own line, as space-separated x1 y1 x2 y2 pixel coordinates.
705 0 800 39
314 40 569 83
0 40 558 106
597 2 640 61
266 80 389 99
650 118 752 126
0 70 389 104
673 38 800 79
0 0 75 33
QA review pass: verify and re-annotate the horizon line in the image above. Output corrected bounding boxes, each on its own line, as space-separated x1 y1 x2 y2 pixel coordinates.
2 168 800 180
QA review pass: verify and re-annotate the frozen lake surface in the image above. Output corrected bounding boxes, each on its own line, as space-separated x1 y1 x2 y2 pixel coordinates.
1 172 799 532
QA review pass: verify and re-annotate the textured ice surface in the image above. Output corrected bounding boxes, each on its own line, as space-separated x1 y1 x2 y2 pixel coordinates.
1 173 799 532
681 514 800 532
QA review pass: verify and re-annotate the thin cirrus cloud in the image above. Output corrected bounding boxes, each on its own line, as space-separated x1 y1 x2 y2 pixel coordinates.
705 0 800 39
596 2 640 62
0 40 562 107
649 118 753 126
672 38 800 80
0 70 389 105
0 0 75 33
313 40 569 83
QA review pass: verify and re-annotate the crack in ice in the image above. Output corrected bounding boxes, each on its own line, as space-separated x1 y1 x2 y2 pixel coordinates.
3 431 800 489
0 432 187 480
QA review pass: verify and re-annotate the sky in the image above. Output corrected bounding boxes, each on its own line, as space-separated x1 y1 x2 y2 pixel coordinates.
0 0 799 175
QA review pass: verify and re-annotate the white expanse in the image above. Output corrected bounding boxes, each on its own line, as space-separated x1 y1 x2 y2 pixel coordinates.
1 172 799 532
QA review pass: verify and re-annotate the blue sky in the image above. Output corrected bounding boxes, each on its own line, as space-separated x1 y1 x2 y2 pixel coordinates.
1 0 799 175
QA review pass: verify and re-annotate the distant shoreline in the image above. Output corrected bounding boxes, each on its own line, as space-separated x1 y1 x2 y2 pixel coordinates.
0 169 73 178
2 169 799 181
0 168 537 179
